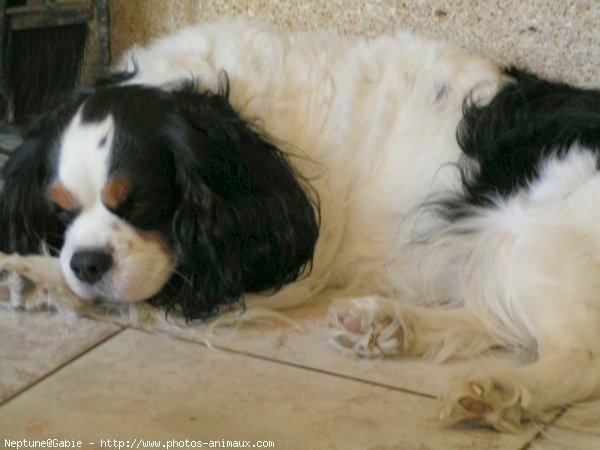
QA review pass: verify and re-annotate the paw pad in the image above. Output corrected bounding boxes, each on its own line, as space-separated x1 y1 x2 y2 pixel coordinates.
440 375 531 432
328 297 404 358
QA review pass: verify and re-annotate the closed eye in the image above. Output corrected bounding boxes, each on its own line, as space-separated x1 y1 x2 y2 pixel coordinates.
106 195 173 231
52 203 80 225
49 182 82 225
107 196 138 219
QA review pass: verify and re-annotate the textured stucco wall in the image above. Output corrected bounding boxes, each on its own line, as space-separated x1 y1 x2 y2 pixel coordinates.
109 0 599 88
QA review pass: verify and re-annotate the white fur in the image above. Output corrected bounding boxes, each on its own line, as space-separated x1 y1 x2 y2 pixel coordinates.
119 19 502 310
58 112 114 204
118 20 600 429
7 19 600 431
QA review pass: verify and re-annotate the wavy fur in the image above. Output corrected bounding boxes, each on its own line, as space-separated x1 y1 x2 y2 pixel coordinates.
2 19 600 432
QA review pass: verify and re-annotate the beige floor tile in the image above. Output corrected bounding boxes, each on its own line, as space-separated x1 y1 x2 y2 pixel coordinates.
532 432 600 450
150 296 524 398
530 404 600 450
0 310 122 403
0 328 535 449
531 428 600 450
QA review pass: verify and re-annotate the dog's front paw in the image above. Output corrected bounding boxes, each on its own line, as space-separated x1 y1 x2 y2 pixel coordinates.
0 269 44 310
439 373 531 432
0 269 15 306
0 253 80 312
328 296 408 358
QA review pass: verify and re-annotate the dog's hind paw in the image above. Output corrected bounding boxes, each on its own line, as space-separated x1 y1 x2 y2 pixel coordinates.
439 373 531 432
328 296 407 358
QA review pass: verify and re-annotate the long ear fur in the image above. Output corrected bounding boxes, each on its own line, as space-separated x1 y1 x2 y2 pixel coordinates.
0 91 88 254
151 81 319 320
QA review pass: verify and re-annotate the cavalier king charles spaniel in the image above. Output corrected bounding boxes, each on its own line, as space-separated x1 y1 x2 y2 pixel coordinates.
1 20 599 431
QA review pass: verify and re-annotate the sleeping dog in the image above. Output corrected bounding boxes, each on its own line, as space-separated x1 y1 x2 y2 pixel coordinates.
1 20 599 431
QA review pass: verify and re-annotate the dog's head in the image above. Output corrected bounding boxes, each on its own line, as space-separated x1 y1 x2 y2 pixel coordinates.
0 81 319 319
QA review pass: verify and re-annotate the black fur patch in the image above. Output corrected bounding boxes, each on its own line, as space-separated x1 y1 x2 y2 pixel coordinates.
151 80 320 319
442 68 600 220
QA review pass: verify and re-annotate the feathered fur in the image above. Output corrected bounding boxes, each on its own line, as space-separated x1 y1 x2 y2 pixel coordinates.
1 19 600 431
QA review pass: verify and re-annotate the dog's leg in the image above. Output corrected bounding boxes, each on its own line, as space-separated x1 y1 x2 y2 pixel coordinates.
0 252 64 284
0 252 82 312
328 296 501 361
440 344 600 432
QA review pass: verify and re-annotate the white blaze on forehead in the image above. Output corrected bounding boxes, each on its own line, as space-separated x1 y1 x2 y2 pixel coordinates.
58 110 115 207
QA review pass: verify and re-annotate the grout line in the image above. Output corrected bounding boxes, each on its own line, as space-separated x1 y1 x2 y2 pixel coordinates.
518 405 570 450
220 346 439 399
133 326 437 400
0 326 125 408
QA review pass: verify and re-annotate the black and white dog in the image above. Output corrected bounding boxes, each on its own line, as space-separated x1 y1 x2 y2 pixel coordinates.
1 20 599 431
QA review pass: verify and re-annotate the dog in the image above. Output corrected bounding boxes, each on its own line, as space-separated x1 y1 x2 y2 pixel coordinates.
1 20 599 431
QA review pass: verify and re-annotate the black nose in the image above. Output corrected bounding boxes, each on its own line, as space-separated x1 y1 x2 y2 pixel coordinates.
70 250 113 284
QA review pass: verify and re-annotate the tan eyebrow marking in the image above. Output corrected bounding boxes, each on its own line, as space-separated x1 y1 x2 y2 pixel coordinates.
50 182 81 211
102 176 132 209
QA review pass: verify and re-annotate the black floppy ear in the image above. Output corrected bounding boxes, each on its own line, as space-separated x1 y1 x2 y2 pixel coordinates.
0 134 63 254
155 82 319 319
0 91 88 254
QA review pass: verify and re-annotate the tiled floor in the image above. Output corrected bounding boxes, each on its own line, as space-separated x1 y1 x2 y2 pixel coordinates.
0 297 593 449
